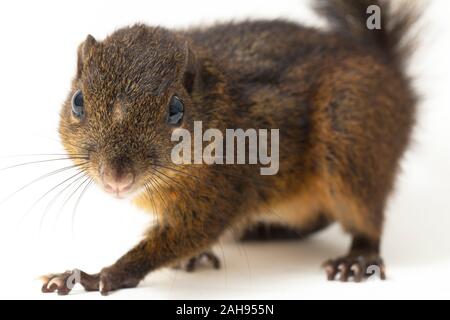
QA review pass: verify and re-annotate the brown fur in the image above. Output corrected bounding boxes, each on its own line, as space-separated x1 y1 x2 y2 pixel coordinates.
43 0 419 294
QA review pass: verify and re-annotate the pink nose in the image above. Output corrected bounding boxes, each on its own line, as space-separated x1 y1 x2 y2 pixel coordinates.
102 171 135 195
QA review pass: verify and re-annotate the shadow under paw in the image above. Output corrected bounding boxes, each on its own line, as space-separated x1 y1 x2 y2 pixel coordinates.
173 251 221 272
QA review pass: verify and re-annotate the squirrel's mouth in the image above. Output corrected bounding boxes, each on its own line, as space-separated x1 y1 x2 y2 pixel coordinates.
101 182 140 200
106 189 132 199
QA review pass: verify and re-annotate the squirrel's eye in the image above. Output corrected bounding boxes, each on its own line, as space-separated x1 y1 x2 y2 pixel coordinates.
71 89 85 119
167 95 184 126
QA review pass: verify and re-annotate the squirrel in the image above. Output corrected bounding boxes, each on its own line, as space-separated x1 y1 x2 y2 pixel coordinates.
40 0 419 295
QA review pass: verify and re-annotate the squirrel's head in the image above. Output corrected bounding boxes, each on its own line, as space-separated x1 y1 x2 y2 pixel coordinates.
59 25 199 198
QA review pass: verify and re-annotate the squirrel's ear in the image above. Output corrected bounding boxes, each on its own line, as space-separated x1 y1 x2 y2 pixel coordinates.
76 34 97 78
182 43 197 95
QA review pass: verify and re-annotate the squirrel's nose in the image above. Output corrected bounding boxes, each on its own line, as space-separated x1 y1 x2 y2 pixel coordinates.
102 169 135 195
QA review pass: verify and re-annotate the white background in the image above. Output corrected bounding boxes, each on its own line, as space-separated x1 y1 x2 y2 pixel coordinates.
0 0 449 299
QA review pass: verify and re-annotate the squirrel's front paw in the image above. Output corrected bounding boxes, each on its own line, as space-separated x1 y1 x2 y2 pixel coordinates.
40 267 140 295
40 269 99 295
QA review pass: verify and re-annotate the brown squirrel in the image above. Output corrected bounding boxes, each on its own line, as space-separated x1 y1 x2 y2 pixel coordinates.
40 0 419 295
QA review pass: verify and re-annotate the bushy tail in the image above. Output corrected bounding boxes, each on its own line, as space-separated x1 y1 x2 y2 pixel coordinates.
314 0 421 67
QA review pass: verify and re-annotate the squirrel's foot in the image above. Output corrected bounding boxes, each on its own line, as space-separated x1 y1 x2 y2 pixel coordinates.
40 269 99 295
40 267 140 295
173 250 221 272
322 254 386 282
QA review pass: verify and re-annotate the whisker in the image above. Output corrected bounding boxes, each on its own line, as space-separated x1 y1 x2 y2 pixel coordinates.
54 173 90 228
229 228 253 285
151 167 185 189
0 153 88 159
148 177 171 216
152 161 202 182
44 172 90 230
149 162 227 191
149 162 223 191
0 157 89 172
0 162 89 206
144 183 161 228
147 175 189 226
18 169 88 227
70 177 93 237
146 178 168 216
218 240 228 287
38 170 89 230
150 171 191 208
148 168 197 202
167 161 273 188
